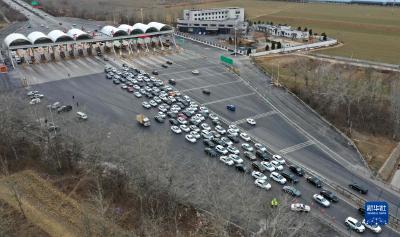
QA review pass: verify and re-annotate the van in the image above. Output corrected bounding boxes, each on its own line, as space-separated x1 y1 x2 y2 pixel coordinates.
76 111 88 120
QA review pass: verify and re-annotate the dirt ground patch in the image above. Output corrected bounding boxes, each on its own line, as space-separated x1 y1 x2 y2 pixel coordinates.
0 170 126 237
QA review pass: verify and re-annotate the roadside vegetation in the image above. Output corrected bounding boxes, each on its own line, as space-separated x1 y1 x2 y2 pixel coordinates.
0 93 334 236
0 0 27 28
255 55 400 174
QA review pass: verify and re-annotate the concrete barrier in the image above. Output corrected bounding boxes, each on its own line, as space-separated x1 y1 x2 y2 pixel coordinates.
379 142 400 181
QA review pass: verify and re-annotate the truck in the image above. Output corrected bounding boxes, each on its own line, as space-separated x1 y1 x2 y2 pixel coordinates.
136 114 151 127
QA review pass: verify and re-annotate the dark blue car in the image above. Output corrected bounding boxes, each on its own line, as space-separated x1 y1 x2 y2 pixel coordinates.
227 104 236 111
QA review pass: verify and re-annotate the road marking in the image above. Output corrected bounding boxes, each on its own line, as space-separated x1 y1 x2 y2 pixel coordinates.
279 140 315 155
232 110 278 125
161 65 221 76
202 92 255 106
180 80 241 92
174 70 230 82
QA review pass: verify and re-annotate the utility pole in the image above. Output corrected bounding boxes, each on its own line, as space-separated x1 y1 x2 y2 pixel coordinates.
234 26 237 57
140 8 144 23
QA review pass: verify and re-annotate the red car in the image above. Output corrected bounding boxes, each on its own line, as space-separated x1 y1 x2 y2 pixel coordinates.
127 87 134 93
177 113 187 120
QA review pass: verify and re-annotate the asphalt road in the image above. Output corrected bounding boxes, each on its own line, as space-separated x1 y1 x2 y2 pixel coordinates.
4 47 392 236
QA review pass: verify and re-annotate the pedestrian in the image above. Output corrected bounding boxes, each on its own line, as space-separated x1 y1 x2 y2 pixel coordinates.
76 101 79 107
68 73 70 77
72 95 74 100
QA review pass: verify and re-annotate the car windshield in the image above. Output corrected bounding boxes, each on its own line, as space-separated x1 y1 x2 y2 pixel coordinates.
355 221 361 227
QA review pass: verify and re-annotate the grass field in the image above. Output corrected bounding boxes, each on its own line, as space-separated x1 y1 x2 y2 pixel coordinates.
183 0 400 64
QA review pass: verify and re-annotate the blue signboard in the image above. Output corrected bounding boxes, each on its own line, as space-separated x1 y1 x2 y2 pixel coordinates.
364 201 389 225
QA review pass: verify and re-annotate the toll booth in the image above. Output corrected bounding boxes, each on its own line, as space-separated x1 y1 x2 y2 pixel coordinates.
60 51 65 59
78 48 84 56
69 50 74 57
40 54 46 62
50 52 55 60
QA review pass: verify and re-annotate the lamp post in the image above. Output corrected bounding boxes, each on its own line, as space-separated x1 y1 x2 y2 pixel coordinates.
234 26 237 57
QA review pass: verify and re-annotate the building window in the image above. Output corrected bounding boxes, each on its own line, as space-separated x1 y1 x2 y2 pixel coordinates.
210 24 216 27
236 11 240 14
194 24 200 26
227 25 233 27
202 24 207 26
219 24 225 27
202 13 204 16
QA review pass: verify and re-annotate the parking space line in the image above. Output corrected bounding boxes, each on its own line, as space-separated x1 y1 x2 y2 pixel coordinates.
180 80 241 92
232 110 278 125
279 140 315 155
202 92 255 106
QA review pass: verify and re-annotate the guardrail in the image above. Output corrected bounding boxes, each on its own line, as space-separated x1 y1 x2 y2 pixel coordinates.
174 32 246 56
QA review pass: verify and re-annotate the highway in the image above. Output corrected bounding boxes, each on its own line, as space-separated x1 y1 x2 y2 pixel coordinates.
1 0 400 236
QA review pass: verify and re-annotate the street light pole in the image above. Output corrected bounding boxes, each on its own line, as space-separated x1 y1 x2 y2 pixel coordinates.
234 26 237 57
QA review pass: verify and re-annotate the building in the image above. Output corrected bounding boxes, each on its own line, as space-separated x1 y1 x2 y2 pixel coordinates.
256 24 309 40
177 7 248 34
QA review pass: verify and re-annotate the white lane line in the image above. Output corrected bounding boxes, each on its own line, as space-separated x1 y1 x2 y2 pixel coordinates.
202 92 255 106
232 110 278 125
132 58 150 68
175 70 231 82
161 65 222 76
180 80 241 92
279 140 315 155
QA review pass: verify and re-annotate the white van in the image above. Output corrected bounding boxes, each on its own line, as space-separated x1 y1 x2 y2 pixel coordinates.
76 111 88 120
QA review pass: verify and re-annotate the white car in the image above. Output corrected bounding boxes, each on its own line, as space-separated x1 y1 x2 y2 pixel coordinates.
134 92 142 98
201 130 213 139
241 143 254 152
255 179 271 190
246 118 256 125
209 113 219 121
291 203 311 212
190 131 201 139
254 143 267 152
171 126 182 134
227 129 238 136
270 160 284 171
199 106 209 113
201 123 211 131
215 145 228 155
220 156 234 166
229 124 240 133
177 117 188 125
240 132 251 141
252 171 267 180
228 154 243 164
345 217 365 233
142 101 151 109
272 154 286 165
227 146 240 155
158 112 166 119
185 134 197 143
189 125 200 132
313 194 330 207
260 161 275 172
158 105 167 112
180 124 191 133
192 69 200 75
215 125 226 134
270 172 287 184
221 137 233 146
361 219 382 233
29 98 40 104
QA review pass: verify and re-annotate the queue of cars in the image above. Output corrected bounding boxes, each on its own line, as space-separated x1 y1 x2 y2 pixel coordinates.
104 63 380 234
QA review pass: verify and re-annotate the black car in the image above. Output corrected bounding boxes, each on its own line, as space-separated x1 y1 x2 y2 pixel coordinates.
227 134 240 143
306 176 322 188
168 79 176 85
289 165 305 176
166 60 173 65
256 150 269 161
280 171 299 184
169 119 179 126
204 147 218 157
211 119 221 126
152 70 159 75
167 111 177 118
203 139 216 148
349 183 368 194
211 137 224 146
202 89 211 95
161 64 168 68
320 189 339 203
252 161 266 173
154 116 165 123
57 105 72 113
235 164 247 173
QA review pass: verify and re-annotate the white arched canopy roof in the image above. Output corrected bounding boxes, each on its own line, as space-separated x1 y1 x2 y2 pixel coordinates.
118 24 134 35
4 33 31 47
148 22 172 31
132 23 148 34
67 28 92 40
27 31 53 44
101 25 128 37
48 30 73 42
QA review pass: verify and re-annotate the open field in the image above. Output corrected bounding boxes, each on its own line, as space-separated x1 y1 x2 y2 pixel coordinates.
182 0 400 64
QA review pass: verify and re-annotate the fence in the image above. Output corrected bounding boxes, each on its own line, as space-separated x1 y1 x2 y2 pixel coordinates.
174 31 246 55
250 39 338 57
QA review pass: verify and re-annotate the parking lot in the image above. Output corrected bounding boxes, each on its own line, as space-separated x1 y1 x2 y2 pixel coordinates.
19 44 397 236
